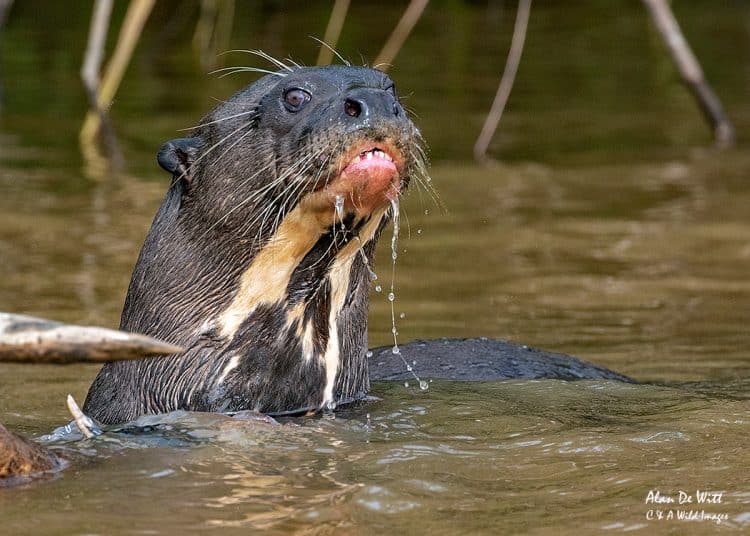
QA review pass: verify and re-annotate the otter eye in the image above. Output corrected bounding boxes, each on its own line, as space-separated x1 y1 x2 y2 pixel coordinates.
283 88 311 111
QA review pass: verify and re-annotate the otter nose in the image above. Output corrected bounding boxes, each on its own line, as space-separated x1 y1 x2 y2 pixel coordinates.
342 88 400 122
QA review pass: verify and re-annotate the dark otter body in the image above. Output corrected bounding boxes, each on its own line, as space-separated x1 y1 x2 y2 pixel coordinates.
84 65 420 424
83 64 629 425
369 338 632 382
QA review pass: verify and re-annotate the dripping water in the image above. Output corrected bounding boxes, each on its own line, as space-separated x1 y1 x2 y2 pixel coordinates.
334 194 345 231
356 237 379 283
389 198 428 391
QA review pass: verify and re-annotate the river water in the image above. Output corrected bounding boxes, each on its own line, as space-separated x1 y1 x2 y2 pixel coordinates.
1 1 748 533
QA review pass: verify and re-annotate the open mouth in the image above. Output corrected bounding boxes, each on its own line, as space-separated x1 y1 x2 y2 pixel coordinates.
349 147 395 165
327 142 403 213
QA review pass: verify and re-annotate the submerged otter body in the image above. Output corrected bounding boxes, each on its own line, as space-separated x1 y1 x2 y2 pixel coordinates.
369 338 632 382
84 64 629 425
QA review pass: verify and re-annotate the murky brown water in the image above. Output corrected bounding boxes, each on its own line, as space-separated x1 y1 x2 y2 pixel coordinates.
1 1 749 533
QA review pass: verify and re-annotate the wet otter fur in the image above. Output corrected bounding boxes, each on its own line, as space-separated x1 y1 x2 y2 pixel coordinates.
84 65 427 424
83 63 629 425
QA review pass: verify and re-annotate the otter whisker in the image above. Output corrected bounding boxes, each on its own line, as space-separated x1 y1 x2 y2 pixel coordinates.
177 110 257 132
171 119 255 185
267 150 327 232
210 66 284 78
230 129 322 209
407 143 442 211
266 155 327 237
205 154 308 242
201 119 264 177
412 174 443 213
194 141 306 243
310 36 351 67
242 150 325 244
268 171 313 237
308 155 332 194
224 49 295 73
230 164 303 236
286 145 337 236
404 105 420 119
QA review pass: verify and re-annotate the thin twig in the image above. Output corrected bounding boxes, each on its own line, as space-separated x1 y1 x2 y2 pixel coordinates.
373 0 429 71
80 0 122 167
0 0 13 29
193 0 235 70
317 0 350 65
66 395 101 439
642 0 735 147
474 0 531 163
80 0 155 168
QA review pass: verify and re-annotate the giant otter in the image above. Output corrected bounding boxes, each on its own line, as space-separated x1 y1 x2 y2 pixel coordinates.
83 64 629 425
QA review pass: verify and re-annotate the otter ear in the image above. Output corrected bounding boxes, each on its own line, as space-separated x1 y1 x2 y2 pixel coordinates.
157 137 204 181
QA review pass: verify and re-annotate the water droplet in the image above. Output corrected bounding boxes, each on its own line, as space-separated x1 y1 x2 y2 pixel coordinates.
416 229 422 235
370 272 378 281
391 327 398 335
375 285 382 292
404 381 410 388
399 312 406 319
391 346 400 355
424 209 430 215
334 194 344 221
412 360 416 365
365 351 373 358
388 292 395 302
419 380 429 391
391 251 398 261
406 365 412 372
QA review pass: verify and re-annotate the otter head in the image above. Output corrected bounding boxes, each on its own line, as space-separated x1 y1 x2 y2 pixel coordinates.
84 65 428 424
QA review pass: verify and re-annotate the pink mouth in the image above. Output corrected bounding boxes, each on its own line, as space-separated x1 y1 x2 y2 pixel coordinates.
334 146 401 212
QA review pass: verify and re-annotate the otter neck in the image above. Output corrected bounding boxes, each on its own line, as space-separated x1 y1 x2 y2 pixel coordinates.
216 199 387 408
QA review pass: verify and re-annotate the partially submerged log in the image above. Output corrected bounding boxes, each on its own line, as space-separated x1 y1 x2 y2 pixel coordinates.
0 423 65 483
0 312 183 364
0 395 100 485
0 312 178 483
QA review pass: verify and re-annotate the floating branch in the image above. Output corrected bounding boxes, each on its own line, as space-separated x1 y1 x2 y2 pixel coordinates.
373 0 429 71
642 0 735 146
474 0 531 162
0 312 183 364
